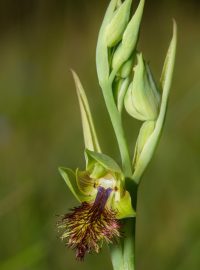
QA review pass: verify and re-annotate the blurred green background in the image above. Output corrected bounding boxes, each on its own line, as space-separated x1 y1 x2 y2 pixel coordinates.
0 0 200 269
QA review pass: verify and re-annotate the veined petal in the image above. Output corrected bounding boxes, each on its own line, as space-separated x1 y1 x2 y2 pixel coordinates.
76 169 97 199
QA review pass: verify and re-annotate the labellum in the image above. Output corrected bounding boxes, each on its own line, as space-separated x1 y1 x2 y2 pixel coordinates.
58 186 121 260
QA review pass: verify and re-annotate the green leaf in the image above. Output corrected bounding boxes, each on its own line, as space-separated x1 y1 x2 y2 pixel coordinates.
58 167 86 202
71 70 101 152
132 20 177 184
85 149 122 174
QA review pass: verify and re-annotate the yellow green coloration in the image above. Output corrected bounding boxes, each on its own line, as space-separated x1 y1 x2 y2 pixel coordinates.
58 150 135 260
59 150 135 219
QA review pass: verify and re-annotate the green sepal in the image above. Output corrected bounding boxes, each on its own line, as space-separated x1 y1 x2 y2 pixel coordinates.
85 149 122 175
58 167 87 202
89 163 108 179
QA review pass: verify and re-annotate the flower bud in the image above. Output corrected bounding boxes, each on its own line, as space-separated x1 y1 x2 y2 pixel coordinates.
112 0 145 72
133 121 155 168
113 77 130 113
105 0 132 47
117 55 134 78
124 53 160 121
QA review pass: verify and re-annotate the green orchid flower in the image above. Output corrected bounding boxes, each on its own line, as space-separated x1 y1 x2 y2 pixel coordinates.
58 150 135 260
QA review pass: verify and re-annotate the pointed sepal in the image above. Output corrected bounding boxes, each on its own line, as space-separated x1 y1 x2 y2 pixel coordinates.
85 149 122 177
58 167 87 202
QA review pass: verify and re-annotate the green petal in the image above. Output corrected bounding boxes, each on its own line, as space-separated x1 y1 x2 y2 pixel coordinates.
76 169 97 199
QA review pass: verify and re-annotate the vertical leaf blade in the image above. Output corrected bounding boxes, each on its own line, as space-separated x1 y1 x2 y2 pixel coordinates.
71 70 101 152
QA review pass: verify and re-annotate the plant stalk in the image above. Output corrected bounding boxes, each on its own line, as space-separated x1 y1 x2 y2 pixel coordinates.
102 81 132 177
101 80 136 270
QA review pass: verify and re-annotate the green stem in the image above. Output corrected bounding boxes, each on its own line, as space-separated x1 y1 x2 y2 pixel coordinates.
110 216 136 270
102 81 132 177
122 178 138 270
123 219 136 270
110 240 124 270
101 79 136 270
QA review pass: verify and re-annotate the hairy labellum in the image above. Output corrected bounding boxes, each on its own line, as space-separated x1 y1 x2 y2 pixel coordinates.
58 186 121 260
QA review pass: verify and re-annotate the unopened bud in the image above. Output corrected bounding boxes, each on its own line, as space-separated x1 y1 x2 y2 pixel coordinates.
117 55 134 78
133 121 155 168
112 0 145 72
106 0 132 47
124 53 160 121
113 77 130 113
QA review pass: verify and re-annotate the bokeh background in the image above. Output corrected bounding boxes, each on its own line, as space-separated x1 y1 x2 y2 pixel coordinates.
0 0 200 269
